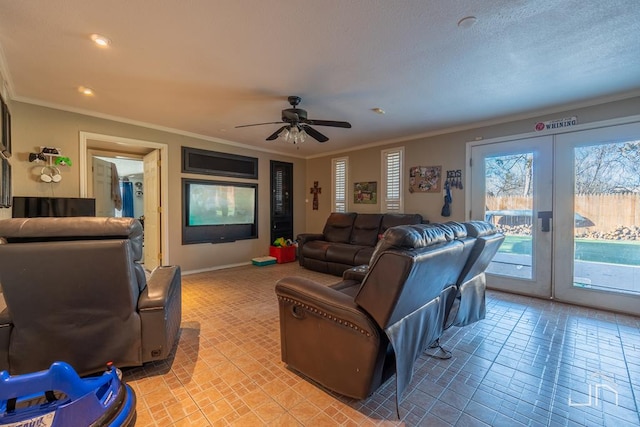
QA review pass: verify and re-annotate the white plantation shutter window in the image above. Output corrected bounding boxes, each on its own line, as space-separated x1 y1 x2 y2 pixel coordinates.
332 157 348 212
382 147 403 212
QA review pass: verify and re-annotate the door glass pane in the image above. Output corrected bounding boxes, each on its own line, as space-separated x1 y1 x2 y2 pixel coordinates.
274 169 284 215
573 140 640 295
484 153 534 279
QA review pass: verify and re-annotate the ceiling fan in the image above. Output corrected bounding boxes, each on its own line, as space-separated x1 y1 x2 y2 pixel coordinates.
235 96 351 144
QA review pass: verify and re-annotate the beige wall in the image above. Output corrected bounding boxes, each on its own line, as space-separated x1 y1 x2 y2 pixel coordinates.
305 96 640 231
9 102 307 272
4 95 640 266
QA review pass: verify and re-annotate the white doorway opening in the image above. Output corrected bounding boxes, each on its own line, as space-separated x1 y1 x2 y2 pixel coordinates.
79 132 170 268
92 154 144 218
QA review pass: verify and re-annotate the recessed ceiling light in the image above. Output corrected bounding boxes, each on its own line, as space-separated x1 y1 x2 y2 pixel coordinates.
372 107 385 115
78 86 94 96
90 33 111 47
457 16 477 29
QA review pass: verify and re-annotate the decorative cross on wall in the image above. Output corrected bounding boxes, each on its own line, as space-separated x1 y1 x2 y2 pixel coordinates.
310 181 321 210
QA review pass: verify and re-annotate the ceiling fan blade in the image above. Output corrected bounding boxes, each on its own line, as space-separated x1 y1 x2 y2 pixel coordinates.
235 121 283 128
305 119 351 128
303 125 329 143
266 126 288 141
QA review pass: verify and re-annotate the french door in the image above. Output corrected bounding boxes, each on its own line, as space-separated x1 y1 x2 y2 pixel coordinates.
553 122 640 314
470 136 553 298
470 122 640 315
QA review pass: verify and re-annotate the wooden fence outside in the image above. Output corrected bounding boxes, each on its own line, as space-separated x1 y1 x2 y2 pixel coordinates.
486 193 640 232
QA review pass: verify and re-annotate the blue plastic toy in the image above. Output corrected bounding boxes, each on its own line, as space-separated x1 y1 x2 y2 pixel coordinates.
0 361 136 426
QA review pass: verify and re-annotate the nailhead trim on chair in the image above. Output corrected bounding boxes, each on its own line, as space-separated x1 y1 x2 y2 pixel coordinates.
278 296 371 337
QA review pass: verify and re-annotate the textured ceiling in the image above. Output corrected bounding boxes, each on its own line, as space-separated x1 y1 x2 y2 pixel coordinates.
1 1 640 157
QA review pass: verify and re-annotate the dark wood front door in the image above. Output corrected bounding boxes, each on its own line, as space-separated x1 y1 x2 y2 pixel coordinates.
270 161 293 244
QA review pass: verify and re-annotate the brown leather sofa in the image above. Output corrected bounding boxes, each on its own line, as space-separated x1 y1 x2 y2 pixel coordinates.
297 212 423 276
276 221 503 408
0 217 182 375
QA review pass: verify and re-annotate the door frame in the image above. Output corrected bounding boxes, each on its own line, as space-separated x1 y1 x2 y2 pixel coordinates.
79 131 170 264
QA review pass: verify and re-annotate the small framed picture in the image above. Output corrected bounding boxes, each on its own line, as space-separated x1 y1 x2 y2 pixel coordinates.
354 181 377 204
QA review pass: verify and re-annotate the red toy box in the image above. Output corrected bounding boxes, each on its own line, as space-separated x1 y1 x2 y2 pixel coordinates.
269 245 297 264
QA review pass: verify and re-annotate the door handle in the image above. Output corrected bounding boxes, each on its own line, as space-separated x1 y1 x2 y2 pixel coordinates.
537 211 553 232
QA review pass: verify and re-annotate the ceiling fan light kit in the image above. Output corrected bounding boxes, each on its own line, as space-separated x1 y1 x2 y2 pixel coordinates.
279 126 307 144
236 96 351 145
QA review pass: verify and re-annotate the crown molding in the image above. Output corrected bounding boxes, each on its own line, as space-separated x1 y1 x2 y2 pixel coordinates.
12 95 307 160
9 87 640 161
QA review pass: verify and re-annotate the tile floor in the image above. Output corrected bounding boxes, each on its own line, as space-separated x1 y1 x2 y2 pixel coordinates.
124 263 640 426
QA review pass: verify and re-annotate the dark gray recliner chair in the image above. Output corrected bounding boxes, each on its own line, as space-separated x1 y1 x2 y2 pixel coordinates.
0 217 181 375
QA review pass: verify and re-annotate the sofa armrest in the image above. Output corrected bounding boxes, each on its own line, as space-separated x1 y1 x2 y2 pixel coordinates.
138 266 182 362
342 265 369 282
276 276 386 399
275 277 379 336
296 233 325 267
138 265 180 310
296 233 324 245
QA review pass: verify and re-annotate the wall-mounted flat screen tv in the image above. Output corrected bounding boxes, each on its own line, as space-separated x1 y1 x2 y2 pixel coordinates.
12 197 96 218
182 179 258 244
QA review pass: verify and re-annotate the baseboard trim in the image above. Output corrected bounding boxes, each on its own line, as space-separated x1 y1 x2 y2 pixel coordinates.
181 261 252 276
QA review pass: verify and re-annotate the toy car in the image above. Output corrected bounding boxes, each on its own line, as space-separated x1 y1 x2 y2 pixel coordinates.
0 361 136 426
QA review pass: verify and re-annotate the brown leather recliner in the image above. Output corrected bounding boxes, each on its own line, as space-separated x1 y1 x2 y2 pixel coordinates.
0 217 182 375
276 221 503 407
